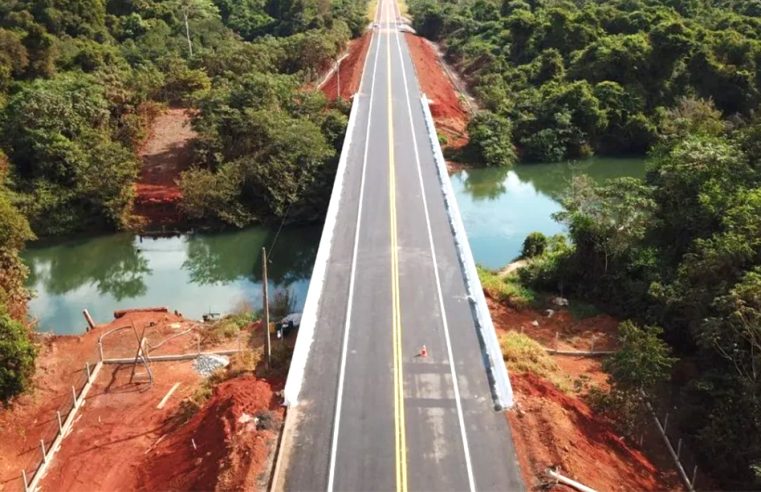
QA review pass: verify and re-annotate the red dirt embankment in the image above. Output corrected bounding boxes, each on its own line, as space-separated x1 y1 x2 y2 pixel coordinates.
488 297 681 490
405 33 469 149
139 376 282 491
133 108 197 229
322 32 372 100
508 373 676 491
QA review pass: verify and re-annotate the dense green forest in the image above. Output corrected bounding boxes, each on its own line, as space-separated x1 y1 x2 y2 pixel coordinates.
0 0 365 402
410 0 761 486
410 0 761 163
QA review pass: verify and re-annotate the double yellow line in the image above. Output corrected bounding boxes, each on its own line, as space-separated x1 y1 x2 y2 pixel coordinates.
385 0 408 489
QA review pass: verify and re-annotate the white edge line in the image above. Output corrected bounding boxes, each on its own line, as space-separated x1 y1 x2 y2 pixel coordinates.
391 15 477 492
326 10 383 492
418 97 515 409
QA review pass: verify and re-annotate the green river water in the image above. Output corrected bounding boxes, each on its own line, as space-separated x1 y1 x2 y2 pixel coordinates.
23 157 646 333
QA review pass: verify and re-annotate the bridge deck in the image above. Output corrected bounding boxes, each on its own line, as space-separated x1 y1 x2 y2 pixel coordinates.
277 0 523 489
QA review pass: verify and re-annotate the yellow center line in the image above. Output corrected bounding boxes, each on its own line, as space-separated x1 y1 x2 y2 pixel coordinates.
385 0 407 489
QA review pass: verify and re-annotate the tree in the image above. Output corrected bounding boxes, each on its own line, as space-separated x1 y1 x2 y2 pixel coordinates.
173 0 220 56
590 320 675 435
604 321 676 392
466 110 516 167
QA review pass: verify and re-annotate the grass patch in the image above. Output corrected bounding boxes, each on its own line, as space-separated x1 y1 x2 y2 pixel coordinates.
478 266 537 308
203 311 257 345
500 332 573 392
500 331 557 377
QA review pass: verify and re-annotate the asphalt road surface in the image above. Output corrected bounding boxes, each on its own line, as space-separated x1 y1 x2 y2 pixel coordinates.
279 0 524 489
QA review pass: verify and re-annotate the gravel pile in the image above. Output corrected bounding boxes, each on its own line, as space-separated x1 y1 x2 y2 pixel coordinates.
193 354 230 376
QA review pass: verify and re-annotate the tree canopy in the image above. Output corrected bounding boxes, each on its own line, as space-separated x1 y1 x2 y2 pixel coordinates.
410 0 761 162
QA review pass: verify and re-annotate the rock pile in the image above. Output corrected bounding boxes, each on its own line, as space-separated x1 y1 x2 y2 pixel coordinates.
193 354 230 376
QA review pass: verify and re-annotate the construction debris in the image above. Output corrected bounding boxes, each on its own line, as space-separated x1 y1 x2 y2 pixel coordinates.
193 354 230 376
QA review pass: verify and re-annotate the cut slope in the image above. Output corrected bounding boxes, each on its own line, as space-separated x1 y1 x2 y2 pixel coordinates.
404 33 469 149
322 32 372 100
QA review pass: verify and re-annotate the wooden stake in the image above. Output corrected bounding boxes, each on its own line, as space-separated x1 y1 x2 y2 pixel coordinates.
262 247 271 369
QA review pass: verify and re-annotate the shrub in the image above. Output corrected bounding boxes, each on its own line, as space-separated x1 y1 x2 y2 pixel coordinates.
521 231 547 258
0 304 37 404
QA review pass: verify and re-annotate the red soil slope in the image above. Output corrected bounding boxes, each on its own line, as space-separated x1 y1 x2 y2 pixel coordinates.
322 32 372 100
404 33 469 149
508 373 679 491
140 376 282 491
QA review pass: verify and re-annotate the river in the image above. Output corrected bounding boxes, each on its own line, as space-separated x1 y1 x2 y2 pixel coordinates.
23 157 646 333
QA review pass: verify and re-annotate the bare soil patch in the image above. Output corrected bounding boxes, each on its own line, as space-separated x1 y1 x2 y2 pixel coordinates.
133 108 197 229
487 295 620 353
139 375 283 491
488 297 682 490
0 309 276 492
507 373 680 491
405 33 469 150
322 32 372 101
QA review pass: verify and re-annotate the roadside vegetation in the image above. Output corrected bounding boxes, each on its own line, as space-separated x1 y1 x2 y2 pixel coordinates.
409 0 761 485
409 0 761 164
513 105 761 488
0 0 366 402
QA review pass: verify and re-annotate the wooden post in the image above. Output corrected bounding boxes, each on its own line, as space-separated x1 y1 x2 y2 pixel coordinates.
98 339 104 361
85 362 91 380
83 309 96 331
262 247 271 369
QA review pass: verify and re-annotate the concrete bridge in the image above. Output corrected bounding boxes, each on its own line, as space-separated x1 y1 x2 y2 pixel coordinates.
273 0 523 489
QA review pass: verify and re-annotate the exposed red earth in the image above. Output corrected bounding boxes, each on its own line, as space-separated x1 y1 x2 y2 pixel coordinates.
321 32 373 101
0 309 280 492
404 33 469 150
139 375 283 492
487 296 683 491
133 108 197 229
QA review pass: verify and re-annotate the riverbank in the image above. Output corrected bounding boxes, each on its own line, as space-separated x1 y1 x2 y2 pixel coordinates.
0 308 285 491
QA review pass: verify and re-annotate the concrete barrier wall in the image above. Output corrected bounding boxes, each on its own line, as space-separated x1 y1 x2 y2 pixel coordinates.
419 94 515 409
282 97 361 407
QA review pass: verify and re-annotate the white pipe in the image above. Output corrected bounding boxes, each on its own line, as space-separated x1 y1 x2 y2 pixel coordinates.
546 468 597 492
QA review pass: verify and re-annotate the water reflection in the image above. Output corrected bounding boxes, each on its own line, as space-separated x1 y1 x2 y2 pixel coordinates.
23 226 320 334
453 157 646 269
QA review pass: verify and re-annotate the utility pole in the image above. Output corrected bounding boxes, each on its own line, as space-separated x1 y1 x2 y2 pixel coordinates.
262 247 271 369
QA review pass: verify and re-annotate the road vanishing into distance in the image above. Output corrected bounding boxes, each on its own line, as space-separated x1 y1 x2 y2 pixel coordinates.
275 0 524 489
